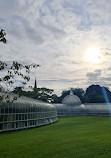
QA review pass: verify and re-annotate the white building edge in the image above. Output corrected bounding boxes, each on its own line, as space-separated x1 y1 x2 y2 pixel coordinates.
55 92 111 116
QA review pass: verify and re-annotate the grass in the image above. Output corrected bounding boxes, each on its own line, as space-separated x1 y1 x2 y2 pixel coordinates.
0 116 111 158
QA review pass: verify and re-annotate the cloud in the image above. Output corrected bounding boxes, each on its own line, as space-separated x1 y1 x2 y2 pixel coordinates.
0 0 26 18
1 0 111 95
38 78 83 83
101 77 111 82
104 52 111 56
107 67 111 71
100 48 111 56
86 69 102 80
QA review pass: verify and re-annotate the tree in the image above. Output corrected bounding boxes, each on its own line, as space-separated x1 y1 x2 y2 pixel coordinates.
15 87 56 103
13 86 23 96
58 88 85 103
51 94 59 103
0 28 40 105
33 87 54 102
0 29 6 43
71 88 85 103
0 61 39 105
57 90 70 103
38 87 54 102
85 85 111 103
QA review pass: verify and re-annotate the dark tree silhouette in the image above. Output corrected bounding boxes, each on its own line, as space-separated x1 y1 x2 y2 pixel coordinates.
86 85 111 103
0 29 6 43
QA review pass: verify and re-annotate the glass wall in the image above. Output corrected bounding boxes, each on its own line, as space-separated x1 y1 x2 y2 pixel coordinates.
0 96 58 132
55 103 111 116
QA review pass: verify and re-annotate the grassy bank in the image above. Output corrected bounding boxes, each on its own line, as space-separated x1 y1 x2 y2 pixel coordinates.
0 116 111 158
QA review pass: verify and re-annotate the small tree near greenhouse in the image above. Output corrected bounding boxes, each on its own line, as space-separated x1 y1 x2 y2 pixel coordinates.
0 28 40 106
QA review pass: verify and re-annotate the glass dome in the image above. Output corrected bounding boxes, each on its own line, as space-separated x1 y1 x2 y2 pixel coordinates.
62 91 81 105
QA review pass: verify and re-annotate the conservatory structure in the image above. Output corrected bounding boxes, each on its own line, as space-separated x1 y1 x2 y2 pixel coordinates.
0 93 58 132
55 91 111 116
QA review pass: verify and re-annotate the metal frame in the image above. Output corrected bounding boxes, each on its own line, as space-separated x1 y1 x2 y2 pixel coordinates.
0 102 58 132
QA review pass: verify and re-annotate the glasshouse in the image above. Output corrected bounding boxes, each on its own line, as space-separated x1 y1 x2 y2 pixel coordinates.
0 93 58 132
55 92 111 116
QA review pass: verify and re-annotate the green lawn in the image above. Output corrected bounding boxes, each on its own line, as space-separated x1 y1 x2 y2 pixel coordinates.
0 116 111 158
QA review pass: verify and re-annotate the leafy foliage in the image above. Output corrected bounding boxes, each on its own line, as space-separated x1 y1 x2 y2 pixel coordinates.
0 29 6 43
0 61 39 105
14 87 55 103
86 85 111 103
0 28 40 105
13 84 111 104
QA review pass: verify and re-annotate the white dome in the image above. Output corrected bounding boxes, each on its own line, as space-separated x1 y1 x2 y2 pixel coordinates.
62 91 81 105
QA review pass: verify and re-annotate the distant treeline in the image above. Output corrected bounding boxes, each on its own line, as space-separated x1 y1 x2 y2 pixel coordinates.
13 85 111 103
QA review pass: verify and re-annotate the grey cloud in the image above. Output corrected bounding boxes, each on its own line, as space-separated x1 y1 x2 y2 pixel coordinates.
87 0 111 26
85 81 101 86
54 53 65 58
94 69 101 75
86 69 102 80
38 78 84 83
0 0 26 18
62 0 111 30
105 66 111 72
6 15 65 44
100 48 111 56
61 0 91 31
101 77 111 82
104 83 111 88
76 2 91 31
107 67 111 71
37 20 66 39
1 0 111 94
86 72 96 79
71 61 78 64
104 52 111 56
1 3 66 46
5 16 44 44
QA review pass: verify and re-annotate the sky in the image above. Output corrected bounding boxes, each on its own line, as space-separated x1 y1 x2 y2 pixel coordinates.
0 0 111 95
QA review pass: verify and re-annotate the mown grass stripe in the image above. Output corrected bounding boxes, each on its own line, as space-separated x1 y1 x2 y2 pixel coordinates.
0 116 111 158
